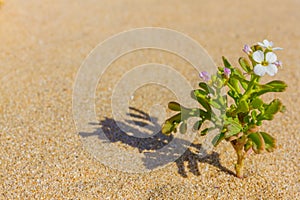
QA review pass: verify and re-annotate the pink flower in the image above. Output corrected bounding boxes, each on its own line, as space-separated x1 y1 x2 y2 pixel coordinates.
274 60 283 68
224 67 231 78
243 44 252 54
199 71 210 82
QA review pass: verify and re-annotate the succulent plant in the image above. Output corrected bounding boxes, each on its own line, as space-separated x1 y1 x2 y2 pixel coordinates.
162 40 287 178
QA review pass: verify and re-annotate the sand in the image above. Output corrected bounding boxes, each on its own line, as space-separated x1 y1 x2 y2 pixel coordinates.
0 0 299 199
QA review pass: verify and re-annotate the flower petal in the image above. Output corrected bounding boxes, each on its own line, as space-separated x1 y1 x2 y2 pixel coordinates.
273 47 283 51
265 64 278 76
265 40 273 48
253 50 264 63
224 67 231 77
263 39 270 46
258 42 265 47
275 60 283 68
254 64 267 76
199 71 210 81
266 52 277 63
243 44 252 54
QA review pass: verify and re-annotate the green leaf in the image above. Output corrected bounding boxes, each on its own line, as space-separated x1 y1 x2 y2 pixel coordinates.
234 68 245 78
198 82 212 94
168 101 181 111
265 99 282 115
224 117 243 138
280 105 286 113
228 77 241 93
192 89 207 99
251 97 263 109
193 89 221 110
244 140 253 152
248 132 265 153
257 99 282 121
236 99 249 113
222 56 233 69
239 57 252 72
200 128 209 136
231 74 249 90
192 120 203 131
265 80 287 91
227 90 239 101
162 121 175 135
256 80 287 96
212 132 225 147
166 113 182 124
198 97 211 112
251 110 257 122
179 121 187 134
260 132 276 152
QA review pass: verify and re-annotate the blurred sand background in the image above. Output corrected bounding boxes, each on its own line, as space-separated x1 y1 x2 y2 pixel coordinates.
0 0 299 199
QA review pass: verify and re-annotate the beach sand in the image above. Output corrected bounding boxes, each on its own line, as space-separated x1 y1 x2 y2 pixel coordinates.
0 0 299 199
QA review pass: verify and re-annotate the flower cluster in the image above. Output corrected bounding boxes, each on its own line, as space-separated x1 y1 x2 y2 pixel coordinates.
163 39 287 178
200 39 283 81
246 39 282 77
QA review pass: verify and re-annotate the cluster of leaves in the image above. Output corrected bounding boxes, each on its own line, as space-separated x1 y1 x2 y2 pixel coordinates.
162 45 287 155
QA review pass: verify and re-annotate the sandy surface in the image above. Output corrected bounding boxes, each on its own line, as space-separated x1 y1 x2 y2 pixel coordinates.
0 0 299 199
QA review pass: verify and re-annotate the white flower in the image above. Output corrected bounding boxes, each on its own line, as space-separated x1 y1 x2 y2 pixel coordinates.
258 39 283 51
253 50 278 76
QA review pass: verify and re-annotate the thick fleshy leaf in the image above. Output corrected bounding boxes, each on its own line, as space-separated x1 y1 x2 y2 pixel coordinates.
162 121 175 135
229 77 241 93
222 56 233 69
251 97 263 109
166 113 182 123
248 132 265 153
192 120 203 131
244 140 253 152
230 74 248 90
198 82 211 94
260 132 276 152
239 57 252 72
251 110 257 121
266 99 282 115
227 90 239 101
212 132 225 147
179 121 187 134
265 80 287 91
224 117 242 138
191 90 212 112
193 89 207 98
200 128 209 136
168 101 181 111
255 80 287 96
198 98 211 112
236 99 249 113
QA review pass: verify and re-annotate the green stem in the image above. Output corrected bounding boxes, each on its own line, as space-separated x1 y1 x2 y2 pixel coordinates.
240 75 259 102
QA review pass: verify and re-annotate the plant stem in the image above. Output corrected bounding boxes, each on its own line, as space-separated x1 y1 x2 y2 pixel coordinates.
235 147 245 178
231 139 246 178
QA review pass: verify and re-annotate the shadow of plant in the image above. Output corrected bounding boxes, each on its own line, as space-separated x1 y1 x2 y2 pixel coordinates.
79 107 234 177
175 143 235 177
